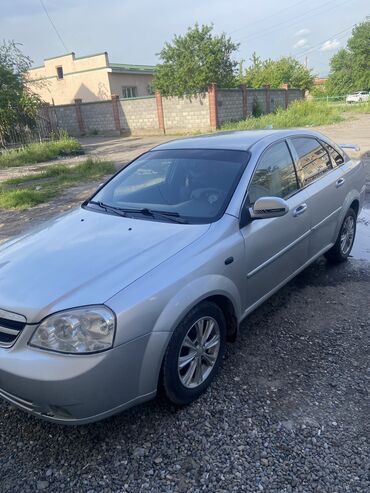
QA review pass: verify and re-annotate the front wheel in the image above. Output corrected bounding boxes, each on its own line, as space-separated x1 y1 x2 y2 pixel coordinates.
325 208 357 263
162 301 226 406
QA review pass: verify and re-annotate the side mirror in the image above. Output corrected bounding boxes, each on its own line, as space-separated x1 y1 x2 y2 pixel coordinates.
250 196 289 220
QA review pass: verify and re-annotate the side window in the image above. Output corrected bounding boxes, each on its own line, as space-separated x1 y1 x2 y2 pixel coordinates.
291 138 332 186
321 141 344 167
122 86 138 98
248 141 298 204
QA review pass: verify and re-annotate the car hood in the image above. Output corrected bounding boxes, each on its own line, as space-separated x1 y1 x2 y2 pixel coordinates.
0 208 209 323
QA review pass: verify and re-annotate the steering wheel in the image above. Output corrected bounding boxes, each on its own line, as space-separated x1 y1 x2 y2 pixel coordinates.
191 187 223 205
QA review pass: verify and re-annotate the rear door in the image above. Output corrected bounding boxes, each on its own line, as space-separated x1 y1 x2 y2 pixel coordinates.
288 136 346 258
240 140 311 312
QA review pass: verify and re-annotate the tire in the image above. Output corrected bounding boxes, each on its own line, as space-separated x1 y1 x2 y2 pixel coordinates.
325 208 357 263
162 301 226 406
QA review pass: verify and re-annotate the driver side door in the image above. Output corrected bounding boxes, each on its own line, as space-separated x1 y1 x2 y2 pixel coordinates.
240 140 311 314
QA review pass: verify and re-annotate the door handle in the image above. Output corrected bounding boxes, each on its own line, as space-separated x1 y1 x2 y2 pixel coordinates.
293 203 307 217
336 177 345 188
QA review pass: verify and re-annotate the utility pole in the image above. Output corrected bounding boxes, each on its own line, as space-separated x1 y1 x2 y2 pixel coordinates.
305 56 308 68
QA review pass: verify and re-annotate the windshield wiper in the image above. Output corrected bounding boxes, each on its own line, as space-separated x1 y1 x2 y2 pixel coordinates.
89 201 131 217
141 209 188 224
89 201 187 223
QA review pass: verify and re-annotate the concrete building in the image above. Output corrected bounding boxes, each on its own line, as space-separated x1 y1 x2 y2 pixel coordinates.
28 52 155 105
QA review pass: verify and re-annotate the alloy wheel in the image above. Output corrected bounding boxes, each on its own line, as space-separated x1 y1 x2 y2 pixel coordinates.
177 316 221 389
340 215 355 255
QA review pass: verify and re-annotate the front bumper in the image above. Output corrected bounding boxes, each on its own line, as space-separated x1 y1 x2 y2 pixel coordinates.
0 331 169 424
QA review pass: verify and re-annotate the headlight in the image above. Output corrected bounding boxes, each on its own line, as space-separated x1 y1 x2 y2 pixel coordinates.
30 306 116 354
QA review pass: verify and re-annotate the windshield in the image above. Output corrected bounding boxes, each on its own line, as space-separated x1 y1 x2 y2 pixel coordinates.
90 149 249 224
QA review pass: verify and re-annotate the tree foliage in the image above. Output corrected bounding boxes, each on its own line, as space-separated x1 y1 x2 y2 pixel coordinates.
239 53 314 90
154 24 239 97
326 19 370 95
0 41 40 145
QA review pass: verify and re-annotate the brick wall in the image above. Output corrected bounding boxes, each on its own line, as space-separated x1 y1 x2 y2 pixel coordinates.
162 94 210 131
269 90 286 111
217 87 304 124
48 85 304 136
53 104 80 135
217 89 243 124
288 89 304 104
245 89 265 116
80 101 116 133
119 97 158 132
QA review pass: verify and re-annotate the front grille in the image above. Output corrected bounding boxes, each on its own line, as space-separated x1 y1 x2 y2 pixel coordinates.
0 315 26 348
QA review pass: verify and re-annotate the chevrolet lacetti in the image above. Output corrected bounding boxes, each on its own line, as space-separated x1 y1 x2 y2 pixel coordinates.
0 130 366 424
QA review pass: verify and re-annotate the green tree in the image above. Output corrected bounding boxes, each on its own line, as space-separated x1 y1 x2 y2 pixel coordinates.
241 53 314 90
0 41 40 146
154 24 239 97
326 19 370 95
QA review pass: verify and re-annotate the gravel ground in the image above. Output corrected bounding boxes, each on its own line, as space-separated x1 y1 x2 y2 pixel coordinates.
0 256 369 492
1 117 369 492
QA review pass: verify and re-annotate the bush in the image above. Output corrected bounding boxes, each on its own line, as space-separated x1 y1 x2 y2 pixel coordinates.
252 97 264 117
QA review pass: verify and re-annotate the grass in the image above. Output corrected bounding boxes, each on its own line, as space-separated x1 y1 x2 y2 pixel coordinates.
220 99 370 131
0 157 116 209
0 135 82 169
335 101 370 114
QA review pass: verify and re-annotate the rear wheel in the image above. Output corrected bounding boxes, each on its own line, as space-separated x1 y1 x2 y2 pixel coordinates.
162 301 226 406
325 208 356 263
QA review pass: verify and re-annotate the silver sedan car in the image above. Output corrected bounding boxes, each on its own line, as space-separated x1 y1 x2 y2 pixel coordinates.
0 130 366 424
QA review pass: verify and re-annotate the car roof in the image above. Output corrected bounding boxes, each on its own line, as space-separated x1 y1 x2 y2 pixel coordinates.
152 129 325 152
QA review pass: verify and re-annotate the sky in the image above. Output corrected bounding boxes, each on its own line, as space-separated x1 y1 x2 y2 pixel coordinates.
1 0 369 77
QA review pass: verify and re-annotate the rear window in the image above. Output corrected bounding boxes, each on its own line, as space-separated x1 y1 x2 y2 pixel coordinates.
291 137 332 186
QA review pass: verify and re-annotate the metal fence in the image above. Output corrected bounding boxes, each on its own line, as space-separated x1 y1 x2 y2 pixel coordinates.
311 95 370 103
0 106 59 150
311 95 347 102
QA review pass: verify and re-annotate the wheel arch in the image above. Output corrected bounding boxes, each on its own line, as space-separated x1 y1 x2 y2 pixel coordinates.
202 294 238 342
333 191 361 241
349 198 359 217
145 276 241 394
152 275 241 338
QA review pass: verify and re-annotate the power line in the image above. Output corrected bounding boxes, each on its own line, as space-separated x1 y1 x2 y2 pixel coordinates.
229 0 308 35
235 0 351 44
39 0 69 52
235 0 338 42
294 25 355 59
